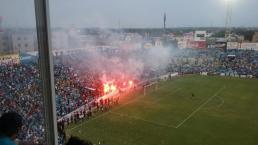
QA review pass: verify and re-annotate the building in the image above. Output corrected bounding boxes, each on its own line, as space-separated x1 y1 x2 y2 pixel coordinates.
11 32 37 53
241 42 258 50
192 31 207 49
177 39 187 49
184 32 195 42
51 31 69 50
227 42 240 49
227 42 258 51
252 32 258 43
0 32 11 53
176 32 194 49
153 37 163 47
176 31 207 49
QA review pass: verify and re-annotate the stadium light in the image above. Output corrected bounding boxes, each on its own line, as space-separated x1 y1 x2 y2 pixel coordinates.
224 0 234 40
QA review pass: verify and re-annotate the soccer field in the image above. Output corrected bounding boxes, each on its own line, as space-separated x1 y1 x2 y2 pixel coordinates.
67 75 258 145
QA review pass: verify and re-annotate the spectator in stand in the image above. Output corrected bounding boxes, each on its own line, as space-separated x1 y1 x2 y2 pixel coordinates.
0 63 45 144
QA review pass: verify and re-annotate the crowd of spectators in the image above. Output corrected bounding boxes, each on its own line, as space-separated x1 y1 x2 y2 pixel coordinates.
0 61 104 144
0 63 45 144
0 48 258 144
169 49 258 77
54 64 97 118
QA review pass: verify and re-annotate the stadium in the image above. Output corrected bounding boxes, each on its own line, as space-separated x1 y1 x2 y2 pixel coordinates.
1 0 258 145
1 46 258 145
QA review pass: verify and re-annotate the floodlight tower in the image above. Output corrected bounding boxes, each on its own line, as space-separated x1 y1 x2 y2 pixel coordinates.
225 0 233 40
0 16 3 32
163 13 166 34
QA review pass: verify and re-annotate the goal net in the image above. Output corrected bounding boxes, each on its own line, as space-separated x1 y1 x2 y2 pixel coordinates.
143 81 158 96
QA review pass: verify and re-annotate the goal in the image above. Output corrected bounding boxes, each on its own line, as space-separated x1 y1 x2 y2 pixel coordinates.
143 81 158 96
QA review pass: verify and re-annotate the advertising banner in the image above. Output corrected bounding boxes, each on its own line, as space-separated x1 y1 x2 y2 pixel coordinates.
0 54 20 64
190 41 206 49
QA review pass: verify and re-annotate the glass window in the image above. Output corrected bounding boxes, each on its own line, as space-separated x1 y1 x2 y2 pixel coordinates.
2 0 258 145
0 0 47 144
48 0 258 145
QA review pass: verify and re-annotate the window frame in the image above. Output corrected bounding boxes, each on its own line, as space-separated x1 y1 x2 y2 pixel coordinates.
34 0 58 144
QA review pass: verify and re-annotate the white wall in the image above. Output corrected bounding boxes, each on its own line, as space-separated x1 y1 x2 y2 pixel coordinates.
11 33 36 52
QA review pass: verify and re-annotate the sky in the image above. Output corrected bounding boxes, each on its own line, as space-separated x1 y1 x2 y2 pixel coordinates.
0 0 258 28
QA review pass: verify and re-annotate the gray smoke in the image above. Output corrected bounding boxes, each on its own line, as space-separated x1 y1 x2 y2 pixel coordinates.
59 28 173 82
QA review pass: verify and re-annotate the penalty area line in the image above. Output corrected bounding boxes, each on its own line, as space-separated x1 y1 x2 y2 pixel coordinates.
175 86 226 129
216 96 225 108
68 87 181 132
68 91 148 132
68 96 141 132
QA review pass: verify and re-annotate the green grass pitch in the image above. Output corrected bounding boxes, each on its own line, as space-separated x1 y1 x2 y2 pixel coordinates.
67 75 258 145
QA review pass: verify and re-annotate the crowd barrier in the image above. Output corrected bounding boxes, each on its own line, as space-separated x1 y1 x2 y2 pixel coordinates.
57 90 119 122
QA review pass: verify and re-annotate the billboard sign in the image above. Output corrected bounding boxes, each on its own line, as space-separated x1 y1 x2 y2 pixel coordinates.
208 41 227 50
0 54 20 64
194 31 206 42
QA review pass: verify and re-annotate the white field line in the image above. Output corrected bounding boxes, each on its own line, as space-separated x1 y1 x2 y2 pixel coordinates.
110 111 175 128
68 95 141 132
175 86 226 129
68 87 181 132
216 96 225 108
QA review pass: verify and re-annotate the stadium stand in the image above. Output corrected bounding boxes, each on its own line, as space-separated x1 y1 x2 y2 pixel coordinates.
0 48 258 144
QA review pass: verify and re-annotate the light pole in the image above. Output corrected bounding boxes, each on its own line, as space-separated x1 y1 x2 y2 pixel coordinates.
225 0 233 40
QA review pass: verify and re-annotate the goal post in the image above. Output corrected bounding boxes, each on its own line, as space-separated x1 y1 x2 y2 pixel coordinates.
143 81 158 96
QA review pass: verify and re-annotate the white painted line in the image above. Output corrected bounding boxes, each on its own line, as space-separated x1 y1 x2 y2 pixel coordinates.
68 96 139 132
68 87 181 131
216 96 225 108
175 86 226 129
